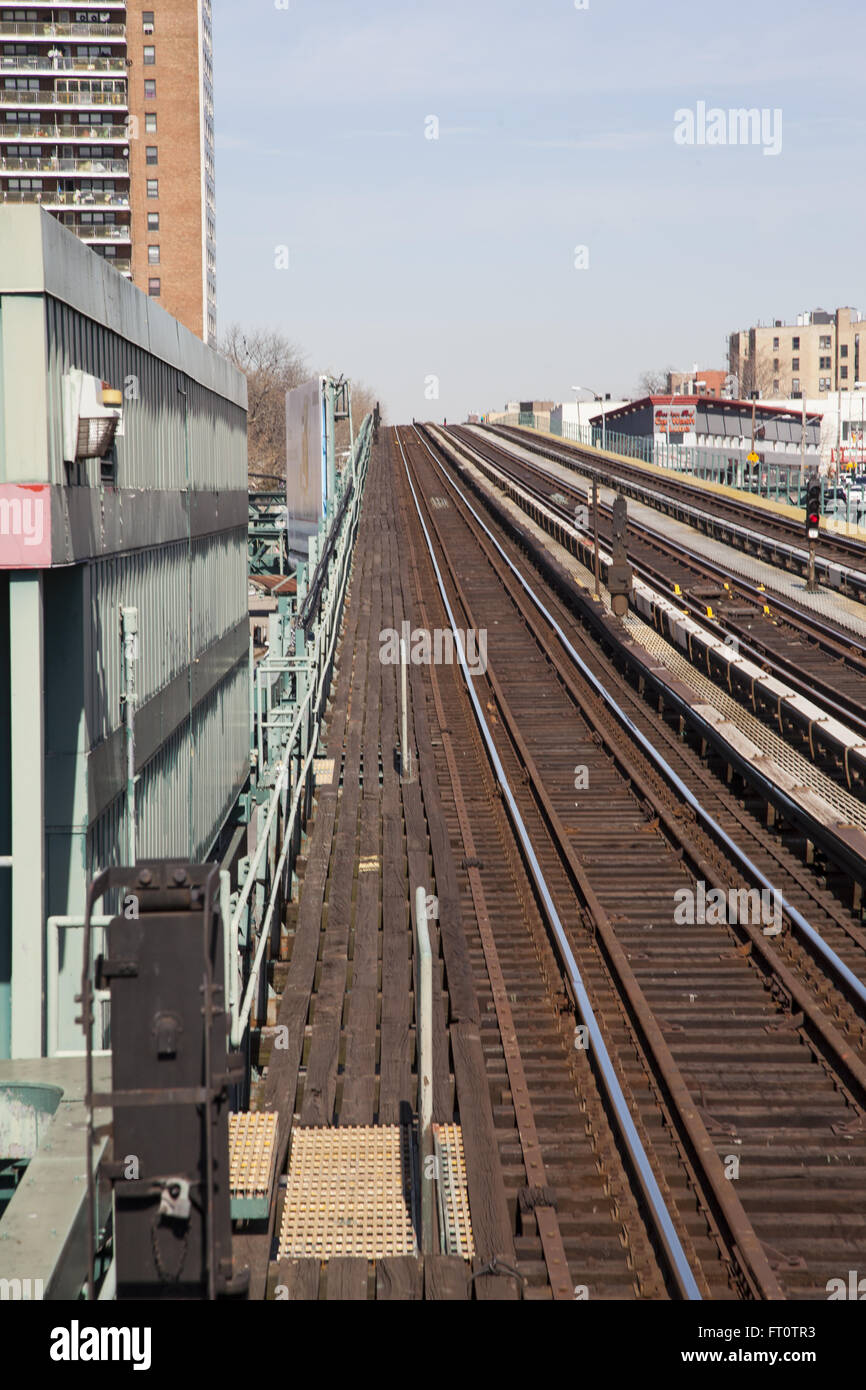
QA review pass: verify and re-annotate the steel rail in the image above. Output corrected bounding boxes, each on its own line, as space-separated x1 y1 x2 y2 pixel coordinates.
487 424 866 599
460 426 866 744
395 426 703 1301
414 426 866 1015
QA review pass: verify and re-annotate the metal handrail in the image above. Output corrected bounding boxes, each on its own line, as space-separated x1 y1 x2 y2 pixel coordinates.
230 417 372 1046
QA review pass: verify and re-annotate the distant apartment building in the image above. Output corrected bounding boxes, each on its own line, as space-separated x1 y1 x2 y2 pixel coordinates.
667 368 728 398
0 1 216 345
729 308 864 401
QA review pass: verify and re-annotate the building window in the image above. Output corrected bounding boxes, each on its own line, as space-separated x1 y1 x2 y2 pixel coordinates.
773 379 780 393
773 358 779 371
818 377 831 392
143 46 155 65
792 378 800 394
145 146 158 165
144 79 156 99
841 365 849 380
792 358 799 371
147 212 159 230
841 344 849 358
773 336 779 350
148 277 160 296
145 113 157 133
143 11 155 30
792 336 800 350
819 356 831 370
148 245 160 264
146 178 158 198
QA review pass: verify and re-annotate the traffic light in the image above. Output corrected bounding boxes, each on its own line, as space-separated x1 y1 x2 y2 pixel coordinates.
805 477 821 540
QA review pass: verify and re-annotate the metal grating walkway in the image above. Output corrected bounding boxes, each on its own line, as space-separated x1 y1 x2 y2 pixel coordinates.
229 1112 278 1218
278 1125 418 1260
434 1123 475 1259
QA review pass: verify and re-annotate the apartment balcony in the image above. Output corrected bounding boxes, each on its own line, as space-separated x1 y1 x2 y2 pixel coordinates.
61 223 131 243
92 254 132 276
0 88 128 110
0 121 128 141
1 189 130 210
0 56 127 76
0 156 128 176
12 0 125 7
0 22 126 41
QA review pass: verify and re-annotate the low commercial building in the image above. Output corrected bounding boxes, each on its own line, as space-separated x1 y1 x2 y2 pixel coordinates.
592 395 822 488
550 400 629 437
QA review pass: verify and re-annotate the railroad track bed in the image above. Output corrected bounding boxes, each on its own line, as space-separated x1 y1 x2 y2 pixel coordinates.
447 424 866 824
395 424 866 1299
486 423 866 607
456 426 866 756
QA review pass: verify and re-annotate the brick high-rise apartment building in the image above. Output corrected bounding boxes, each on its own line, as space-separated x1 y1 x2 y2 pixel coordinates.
0 2 216 345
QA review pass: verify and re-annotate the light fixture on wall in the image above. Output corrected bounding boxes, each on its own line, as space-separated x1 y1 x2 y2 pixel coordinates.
62 368 124 463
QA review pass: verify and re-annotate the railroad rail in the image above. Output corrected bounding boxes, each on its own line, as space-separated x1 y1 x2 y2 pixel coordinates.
485 423 866 601
451 425 866 802
394 422 866 1299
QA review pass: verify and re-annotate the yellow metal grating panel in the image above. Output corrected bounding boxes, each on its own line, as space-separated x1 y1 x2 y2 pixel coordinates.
229 1112 278 1199
434 1123 475 1259
279 1125 418 1260
313 757 335 785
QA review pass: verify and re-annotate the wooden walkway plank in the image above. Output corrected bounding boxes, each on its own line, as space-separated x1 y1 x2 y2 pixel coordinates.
298 546 372 1125
376 1256 423 1301
424 1254 470 1301
339 791 381 1125
396 450 519 1299
325 1258 370 1301
273 1258 322 1301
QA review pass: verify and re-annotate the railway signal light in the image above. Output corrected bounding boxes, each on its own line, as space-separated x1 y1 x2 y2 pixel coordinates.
805 478 821 540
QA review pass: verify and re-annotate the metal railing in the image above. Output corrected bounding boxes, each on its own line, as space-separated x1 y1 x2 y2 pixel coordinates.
0 22 126 39
2 189 129 207
0 121 129 138
229 414 375 1049
0 156 127 173
501 414 818 507
0 89 128 107
62 223 131 240
0 56 127 73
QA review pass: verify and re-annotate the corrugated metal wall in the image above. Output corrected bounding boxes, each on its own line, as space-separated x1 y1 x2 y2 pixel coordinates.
44 297 245 490
42 290 250 873
88 657 248 875
83 531 246 745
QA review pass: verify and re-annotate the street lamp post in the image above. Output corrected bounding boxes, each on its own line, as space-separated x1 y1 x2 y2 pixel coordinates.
572 384 606 452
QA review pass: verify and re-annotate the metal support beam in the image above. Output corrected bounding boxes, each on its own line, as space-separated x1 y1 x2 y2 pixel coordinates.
414 885 434 1254
10 571 44 1057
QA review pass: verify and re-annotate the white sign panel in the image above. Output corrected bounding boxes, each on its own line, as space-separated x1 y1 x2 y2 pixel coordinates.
286 377 327 553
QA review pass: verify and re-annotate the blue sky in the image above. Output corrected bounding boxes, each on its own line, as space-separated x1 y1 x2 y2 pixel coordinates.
214 0 866 423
